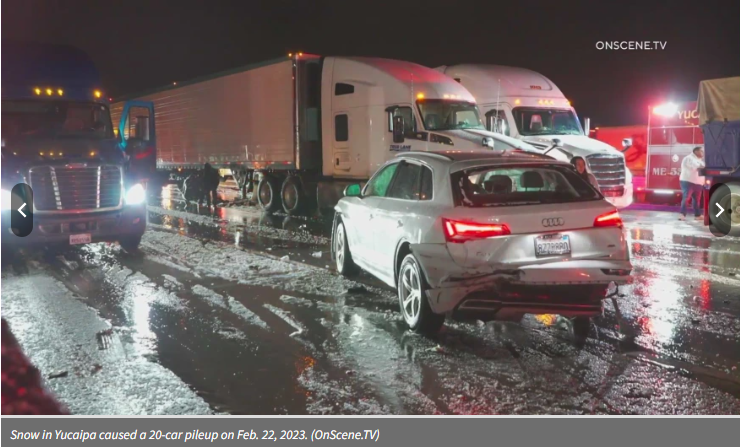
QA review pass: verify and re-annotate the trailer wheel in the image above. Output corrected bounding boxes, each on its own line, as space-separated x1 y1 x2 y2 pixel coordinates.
281 176 305 215
257 174 282 213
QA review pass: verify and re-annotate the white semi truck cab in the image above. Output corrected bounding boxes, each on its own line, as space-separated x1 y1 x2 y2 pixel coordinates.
115 55 536 215
436 64 633 208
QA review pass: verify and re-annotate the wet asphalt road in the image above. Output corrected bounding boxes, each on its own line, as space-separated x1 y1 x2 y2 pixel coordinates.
2 185 739 415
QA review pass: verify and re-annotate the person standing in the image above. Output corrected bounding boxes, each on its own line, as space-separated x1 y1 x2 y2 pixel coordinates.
202 163 220 207
571 156 600 190
679 146 705 221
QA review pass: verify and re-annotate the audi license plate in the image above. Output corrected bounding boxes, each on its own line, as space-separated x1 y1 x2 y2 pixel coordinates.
70 233 92 245
534 234 571 257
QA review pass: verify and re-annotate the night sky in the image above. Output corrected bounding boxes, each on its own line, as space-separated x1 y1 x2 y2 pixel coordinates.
4 0 739 126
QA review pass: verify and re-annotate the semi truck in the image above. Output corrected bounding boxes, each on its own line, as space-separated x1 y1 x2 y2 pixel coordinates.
698 77 740 236
1 41 152 252
111 54 537 215
590 125 647 197
434 65 633 208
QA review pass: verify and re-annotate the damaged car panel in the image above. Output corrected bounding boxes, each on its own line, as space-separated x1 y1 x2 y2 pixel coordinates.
333 149 632 335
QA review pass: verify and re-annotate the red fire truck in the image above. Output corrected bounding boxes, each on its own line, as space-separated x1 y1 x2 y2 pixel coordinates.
646 101 704 198
592 101 703 204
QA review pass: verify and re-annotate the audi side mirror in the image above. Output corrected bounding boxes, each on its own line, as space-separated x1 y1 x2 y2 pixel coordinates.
344 183 362 197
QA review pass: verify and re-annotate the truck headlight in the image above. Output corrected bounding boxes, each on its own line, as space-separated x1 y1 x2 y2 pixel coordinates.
1 189 12 211
125 184 146 205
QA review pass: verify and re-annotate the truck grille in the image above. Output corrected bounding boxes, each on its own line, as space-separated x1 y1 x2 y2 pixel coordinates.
586 154 626 196
29 165 123 212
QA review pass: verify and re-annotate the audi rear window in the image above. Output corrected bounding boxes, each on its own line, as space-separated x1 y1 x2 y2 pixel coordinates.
451 164 602 207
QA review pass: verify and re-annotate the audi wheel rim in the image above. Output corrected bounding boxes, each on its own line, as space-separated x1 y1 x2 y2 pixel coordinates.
399 262 421 326
335 224 345 271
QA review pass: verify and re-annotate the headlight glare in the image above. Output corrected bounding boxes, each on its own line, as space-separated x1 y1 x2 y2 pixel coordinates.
1 189 12 211
125 184 146 205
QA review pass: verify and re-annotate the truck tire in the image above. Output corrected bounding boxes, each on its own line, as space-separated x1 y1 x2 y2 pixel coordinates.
119 234 142 253
257 175 282 213
571 316 591 346
281 176 305 215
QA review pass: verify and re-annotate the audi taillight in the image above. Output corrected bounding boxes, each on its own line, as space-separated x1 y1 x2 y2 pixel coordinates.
594 210 622 228
443 218 510 242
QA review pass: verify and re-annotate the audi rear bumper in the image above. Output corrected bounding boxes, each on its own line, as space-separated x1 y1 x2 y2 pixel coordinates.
412 243 631 320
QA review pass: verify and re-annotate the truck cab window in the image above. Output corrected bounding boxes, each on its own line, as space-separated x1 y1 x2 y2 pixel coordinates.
334 83 355 95
363 163 399 197
513 107 582 136
335 114 349 142
1 100 113 139
388 162 422 200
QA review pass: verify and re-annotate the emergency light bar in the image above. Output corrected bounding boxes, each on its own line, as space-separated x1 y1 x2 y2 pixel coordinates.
653 103 678 116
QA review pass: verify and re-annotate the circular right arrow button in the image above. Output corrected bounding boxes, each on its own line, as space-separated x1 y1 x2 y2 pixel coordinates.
709 184 738 237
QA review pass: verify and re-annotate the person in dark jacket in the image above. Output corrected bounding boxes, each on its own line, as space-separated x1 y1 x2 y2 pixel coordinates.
2 319 68 415
202 163 220 207
571 156 600 191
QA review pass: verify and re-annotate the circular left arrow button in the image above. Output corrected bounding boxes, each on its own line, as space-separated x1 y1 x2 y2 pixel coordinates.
11 183 34 237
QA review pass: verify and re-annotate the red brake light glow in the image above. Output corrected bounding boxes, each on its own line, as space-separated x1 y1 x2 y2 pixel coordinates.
594 210 622 228
443 218 510 242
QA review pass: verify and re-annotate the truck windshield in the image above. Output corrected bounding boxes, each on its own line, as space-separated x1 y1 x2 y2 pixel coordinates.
451 164 601 207
513 107 583 136
1 100 114 140
417 99 485 131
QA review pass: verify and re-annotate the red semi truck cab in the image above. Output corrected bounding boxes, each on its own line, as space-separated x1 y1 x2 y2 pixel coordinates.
646 101 704 195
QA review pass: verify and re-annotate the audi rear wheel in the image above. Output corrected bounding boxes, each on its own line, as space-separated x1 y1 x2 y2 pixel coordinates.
398 254 444 335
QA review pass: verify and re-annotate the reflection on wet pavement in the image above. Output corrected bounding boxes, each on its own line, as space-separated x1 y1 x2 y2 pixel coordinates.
1 186 738 414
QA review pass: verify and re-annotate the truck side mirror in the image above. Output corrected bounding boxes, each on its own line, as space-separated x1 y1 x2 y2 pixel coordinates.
392 116 405 143
583 117 591 136
622 138 633 150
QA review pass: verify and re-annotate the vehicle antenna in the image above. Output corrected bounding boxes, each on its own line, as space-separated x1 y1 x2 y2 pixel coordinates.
495 78 501 133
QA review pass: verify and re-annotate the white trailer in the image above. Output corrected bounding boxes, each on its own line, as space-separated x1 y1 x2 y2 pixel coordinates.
112 55 536 214
435 65 633 208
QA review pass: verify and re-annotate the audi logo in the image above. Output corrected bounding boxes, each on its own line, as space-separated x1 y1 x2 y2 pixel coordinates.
542 217 564 227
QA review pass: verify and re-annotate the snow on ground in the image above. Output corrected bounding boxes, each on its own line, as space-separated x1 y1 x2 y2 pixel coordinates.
141 227 390 299
1 270 213 415
264 303 307 337
148 205 330 246
191 284 270 330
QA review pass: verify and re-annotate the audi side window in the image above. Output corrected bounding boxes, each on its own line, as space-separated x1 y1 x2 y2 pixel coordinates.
420 166 433 200
388 162 422 200
364 163 399 198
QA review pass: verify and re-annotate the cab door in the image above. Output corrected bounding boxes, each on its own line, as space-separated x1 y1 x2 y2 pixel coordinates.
332 112 353 174
118 101 156 186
